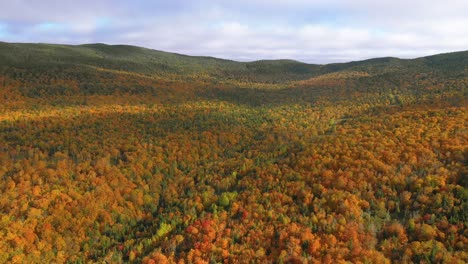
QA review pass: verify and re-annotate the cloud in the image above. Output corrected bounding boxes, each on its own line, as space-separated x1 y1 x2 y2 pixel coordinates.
0 0 467 63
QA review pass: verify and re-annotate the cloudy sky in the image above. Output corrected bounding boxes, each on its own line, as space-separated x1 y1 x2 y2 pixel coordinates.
0 0 467 63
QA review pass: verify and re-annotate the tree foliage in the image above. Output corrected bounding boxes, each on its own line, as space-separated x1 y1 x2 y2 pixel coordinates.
0 43 466 263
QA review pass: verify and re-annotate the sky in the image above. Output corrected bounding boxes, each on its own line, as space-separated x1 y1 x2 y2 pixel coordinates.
0 0 467 63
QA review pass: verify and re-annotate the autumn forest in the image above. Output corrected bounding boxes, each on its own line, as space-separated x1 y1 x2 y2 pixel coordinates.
0 42 466 263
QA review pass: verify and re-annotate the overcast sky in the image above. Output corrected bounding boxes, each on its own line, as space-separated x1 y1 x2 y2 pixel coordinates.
0 0 467 63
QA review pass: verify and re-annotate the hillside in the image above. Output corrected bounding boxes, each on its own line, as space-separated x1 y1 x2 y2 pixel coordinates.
0 42 316 82
1 42 466 85
0 42 466 104
0 42 467 263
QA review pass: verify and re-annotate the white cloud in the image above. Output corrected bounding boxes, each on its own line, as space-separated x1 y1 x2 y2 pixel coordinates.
0 0 467 63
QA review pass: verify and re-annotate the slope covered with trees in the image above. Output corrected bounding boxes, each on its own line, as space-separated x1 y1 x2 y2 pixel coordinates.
0 42 466 263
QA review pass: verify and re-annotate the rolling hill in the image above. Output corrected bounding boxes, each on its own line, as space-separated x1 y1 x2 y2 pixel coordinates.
0 42 466 104
0 42 466 263
1 42 466 82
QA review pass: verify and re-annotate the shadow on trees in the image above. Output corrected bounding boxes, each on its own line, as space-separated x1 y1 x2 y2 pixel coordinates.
197 86 326 107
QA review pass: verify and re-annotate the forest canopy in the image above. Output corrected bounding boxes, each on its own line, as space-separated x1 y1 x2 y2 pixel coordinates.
0 43 466 263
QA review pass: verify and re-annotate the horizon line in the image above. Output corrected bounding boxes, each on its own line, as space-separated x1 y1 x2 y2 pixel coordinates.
1 40 466 65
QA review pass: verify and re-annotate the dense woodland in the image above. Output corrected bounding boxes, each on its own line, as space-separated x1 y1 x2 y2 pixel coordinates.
0 43 467 263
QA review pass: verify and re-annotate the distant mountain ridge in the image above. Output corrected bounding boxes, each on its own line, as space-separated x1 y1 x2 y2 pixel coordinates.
1 42 466 82
0 42 466 103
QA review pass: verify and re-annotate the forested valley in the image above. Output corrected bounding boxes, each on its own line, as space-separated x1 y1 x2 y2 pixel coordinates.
0 42 466 263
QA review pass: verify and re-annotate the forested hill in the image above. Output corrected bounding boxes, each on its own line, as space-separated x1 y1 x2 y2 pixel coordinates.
0 42 467 263
0 42 466 105
0 42 466 84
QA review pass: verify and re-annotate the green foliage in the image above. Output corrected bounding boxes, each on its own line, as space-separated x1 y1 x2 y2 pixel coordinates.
156 223 173 238
218 192 238 207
